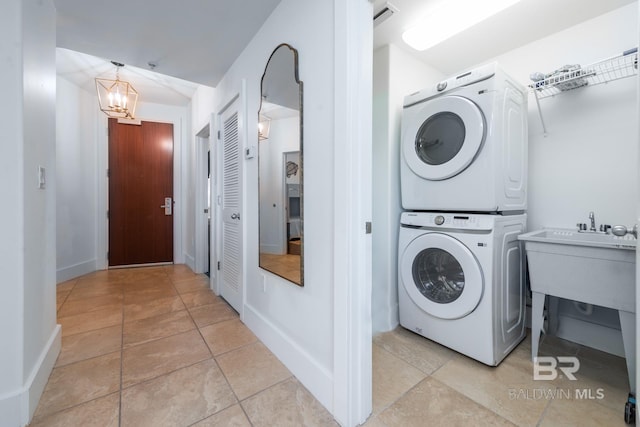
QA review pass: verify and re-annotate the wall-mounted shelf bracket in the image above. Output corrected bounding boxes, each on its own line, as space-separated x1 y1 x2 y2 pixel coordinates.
529 47 638 136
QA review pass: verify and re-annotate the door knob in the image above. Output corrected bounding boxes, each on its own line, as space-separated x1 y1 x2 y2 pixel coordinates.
231 213 240 220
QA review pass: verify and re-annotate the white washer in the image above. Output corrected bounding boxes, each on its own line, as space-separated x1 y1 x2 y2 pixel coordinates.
401 62 527 212
398 211 526 366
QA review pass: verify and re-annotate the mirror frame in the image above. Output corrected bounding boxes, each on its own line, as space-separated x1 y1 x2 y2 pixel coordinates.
258 43 304 286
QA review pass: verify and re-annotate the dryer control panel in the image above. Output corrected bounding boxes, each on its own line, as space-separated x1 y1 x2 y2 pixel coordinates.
401 211 495 231
404 62 497 107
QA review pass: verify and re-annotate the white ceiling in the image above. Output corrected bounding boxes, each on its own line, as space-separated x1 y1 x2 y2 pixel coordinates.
373 0 637 76
57 48 201 106
54 0 282 88
55 0 636 106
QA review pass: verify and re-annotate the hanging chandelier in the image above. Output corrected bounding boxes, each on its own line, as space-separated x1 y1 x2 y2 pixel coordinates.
258 114 271 140
95 61 138 119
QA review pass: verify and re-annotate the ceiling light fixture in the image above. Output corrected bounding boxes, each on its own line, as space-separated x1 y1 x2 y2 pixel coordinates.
95 61 139 119
402 0 521 51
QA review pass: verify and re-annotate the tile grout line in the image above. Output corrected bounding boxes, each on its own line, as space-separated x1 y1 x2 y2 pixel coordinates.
170 270 247 426
47 266 313 426
373 338 513 424
536 391 555 427
177 273 293 426
55 279 77 314
118 271 126 427
434 352 542 426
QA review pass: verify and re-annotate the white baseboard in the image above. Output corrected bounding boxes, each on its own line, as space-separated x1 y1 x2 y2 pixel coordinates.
184 253 196 272
243 304 334 416
57 259 96 283
0 393 20 427
0 324 61 426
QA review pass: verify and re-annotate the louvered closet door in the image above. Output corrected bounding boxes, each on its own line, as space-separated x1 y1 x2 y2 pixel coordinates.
219 101 243 313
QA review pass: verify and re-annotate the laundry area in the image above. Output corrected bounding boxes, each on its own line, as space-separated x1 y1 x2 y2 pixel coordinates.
371 0 638 425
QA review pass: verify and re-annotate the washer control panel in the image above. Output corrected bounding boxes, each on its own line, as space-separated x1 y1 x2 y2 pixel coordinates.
401 211 494 231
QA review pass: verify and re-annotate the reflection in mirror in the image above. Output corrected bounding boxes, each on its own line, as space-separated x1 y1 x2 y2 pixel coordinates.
258 44 303 286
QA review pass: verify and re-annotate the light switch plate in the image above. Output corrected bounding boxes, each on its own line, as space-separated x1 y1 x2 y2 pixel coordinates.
245 146 256 159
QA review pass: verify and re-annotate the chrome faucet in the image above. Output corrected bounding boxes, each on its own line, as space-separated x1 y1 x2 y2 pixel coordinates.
589 211 596 232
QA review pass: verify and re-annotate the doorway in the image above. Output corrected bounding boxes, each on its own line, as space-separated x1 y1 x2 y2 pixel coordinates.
196 123 212 276
108 118 174 267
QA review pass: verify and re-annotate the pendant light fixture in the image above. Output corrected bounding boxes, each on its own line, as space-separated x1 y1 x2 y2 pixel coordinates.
258 114 271 140
95 61 139 119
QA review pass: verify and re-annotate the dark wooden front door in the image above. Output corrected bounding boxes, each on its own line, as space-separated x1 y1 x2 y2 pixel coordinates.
108 119 174 266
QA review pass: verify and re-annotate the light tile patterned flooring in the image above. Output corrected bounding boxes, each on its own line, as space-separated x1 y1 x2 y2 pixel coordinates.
367 327 630 427
37 264 630 426
36 265 334 427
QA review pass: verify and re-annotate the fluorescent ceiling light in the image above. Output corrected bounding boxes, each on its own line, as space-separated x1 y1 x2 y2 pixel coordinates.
402 0 521 51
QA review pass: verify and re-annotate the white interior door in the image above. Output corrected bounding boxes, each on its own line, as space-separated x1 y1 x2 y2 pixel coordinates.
218 96 243 313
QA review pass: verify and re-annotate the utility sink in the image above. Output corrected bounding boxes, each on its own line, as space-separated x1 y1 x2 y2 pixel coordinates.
520 228 636 250
519 228 636 392
519 228 636 311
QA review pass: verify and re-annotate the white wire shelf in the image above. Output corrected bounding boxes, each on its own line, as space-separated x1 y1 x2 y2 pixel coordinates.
530 47 638 99
529 47 638 135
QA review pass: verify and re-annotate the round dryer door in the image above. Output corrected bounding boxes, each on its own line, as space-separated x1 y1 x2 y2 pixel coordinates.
400 232 483 320
403 95 485 181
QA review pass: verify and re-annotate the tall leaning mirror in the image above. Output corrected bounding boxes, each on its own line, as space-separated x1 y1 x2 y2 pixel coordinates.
258 44 303 286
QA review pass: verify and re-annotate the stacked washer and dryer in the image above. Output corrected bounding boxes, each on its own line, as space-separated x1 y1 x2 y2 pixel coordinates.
398 63 528 366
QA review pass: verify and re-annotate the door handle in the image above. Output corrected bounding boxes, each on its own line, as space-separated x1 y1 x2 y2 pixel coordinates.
160 197 172 215
230 213 240 220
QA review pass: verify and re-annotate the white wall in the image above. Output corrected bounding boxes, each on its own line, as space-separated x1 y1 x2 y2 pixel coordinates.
636 0 640 399
372 45 445 334
487 3 638 353
56 77 98 282
213 0 372 423
0 1 26 422
191 86 216 131
215 0 335 402
0 0 61 425
489 4 638 231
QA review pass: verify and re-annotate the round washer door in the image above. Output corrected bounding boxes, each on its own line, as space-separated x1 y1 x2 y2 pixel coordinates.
403 95 485 181
400 232 483 320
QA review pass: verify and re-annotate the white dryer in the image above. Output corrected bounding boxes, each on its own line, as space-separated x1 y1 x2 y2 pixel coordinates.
398 211 526 366
401 63 527 212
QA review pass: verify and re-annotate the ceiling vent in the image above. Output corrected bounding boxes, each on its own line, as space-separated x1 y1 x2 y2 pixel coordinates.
373 2 398 27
